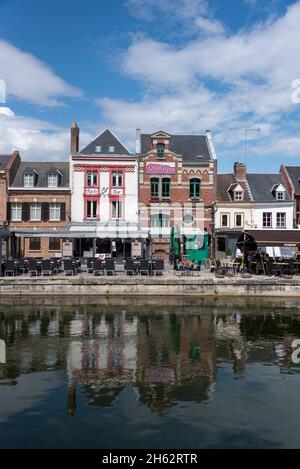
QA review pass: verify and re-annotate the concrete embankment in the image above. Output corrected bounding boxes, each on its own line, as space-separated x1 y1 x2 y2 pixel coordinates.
0 275 299 298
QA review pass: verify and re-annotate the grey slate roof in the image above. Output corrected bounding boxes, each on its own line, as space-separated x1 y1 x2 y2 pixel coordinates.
216 174 253 202
80 129 131 155
247 174 291 203
285 166 300 195
10 162 69 188
141 134 212 163
0 154 12 170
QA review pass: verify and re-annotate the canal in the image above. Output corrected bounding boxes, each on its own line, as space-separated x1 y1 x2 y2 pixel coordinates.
0 297 300 449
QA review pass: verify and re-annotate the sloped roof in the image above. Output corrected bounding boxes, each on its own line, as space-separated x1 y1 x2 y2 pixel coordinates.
141 133 212 163
0 154 12 169
284 166 300 196
80 129 131 156
10 162 69 188
247 174 291 203
216 174 253 202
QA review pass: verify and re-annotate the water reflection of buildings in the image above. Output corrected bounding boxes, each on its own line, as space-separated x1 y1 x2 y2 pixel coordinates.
0 308 300 415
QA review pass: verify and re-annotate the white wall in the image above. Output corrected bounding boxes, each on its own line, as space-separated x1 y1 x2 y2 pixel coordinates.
215 205 255 230
254 204 294 230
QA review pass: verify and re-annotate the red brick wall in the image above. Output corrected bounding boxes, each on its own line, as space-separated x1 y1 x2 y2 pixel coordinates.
0 173 8 223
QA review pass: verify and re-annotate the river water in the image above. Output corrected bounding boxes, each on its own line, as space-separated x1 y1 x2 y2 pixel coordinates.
0 297 300 449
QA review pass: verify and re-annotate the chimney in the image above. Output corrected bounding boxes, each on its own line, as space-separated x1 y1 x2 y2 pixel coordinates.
136 128 141 155
234 162 247 181
71 121 80 154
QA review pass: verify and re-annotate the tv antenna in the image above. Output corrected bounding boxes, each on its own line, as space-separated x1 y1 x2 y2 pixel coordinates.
241 127 261 165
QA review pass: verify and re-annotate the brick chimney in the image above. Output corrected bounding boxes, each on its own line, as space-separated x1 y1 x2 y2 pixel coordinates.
71 121 79 154
234 162 247 181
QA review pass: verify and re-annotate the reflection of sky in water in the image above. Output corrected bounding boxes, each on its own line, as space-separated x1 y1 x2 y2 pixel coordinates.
0 300 300 449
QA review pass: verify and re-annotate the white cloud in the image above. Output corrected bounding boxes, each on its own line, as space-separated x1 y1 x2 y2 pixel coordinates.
0 39 82 107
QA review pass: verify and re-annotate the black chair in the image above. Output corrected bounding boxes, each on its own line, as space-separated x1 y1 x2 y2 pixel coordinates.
93 260 105 276
16 259 26 275
28 259 39 276
87 258 94 274
153 260 164 276
139 259 150 275
125 259 135 276
64 259 75 276
104 259 115 276
5 260 16 277
41 260 53 276
215 260 226 278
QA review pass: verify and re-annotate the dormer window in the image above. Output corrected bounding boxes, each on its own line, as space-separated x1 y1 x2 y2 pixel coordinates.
157 143 165 158
23 168 38 188
95 145 102 153
277 191 285 200
234 191 244 201
109 146 115 153
47 169 62 188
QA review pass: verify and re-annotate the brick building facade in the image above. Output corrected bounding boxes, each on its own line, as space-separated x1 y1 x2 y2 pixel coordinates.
8 162 71 258
138 130 217 258
280 165 300 228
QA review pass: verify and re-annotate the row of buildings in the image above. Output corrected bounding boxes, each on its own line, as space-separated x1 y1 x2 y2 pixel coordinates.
0 123 299 260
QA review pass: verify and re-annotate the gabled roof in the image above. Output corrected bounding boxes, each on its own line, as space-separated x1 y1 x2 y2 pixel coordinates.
247 174 291 203
216 174 253 202
0 154 13 170
141 133 212 163
80 129 131 156
10 162 69 188
284 166 300 196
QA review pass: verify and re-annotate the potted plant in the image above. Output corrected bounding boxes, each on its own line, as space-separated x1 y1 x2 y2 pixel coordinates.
226 249 232 259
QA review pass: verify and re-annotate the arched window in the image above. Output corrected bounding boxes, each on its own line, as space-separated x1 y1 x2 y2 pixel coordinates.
190 178 201 199
151 178 159 197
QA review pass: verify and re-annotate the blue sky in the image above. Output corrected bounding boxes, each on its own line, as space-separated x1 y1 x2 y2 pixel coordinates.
0 0 300 172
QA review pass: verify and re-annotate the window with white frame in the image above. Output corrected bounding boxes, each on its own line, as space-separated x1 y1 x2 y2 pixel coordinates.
86 200 98 219
112 171 123 187
86 171 98 187
276 191 285 200
49 203 61 221
95 145 101 153
221 213 229 227
30 203 41 221
276 212 286 228
109 146 115 153
24 174 35 188
235 213 243 228
11 203 22 221
111 200 123 219
263 212 272 228
48 174 58 188
234 191 244 201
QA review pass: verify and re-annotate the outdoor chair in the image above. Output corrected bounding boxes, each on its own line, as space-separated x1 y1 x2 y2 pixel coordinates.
190 263 201 276
41 260 53 276
125 259 135 276
215 260 226 278
153 260 164 276
16 259 26 275
5 260 16 277
104 259 115 276
28 259 39 277
87 258 94 274
93 260 105 276
63 259 75 276
139 259 149 275
282 261 294 279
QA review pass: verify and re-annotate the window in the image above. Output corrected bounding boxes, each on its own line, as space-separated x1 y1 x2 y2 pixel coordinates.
24 174 34 188
277 192 285 200
86 171 98 187
49 203 61 221
95 145 101 153
109 146 115 153
30 203 41 221
235 213 243 228
151 178 159 197
11 203 22 221
234 191 244 201
49 238 61 251
162 178 171 198
86 200 98 219
29 237 41 251
48 174 58 188
112 200 123 219
157 143 165 158
151 214 170 228
263 212 272 228
221 214 229 227
277 212 286 228
190 178 201 199
112 171 123 187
